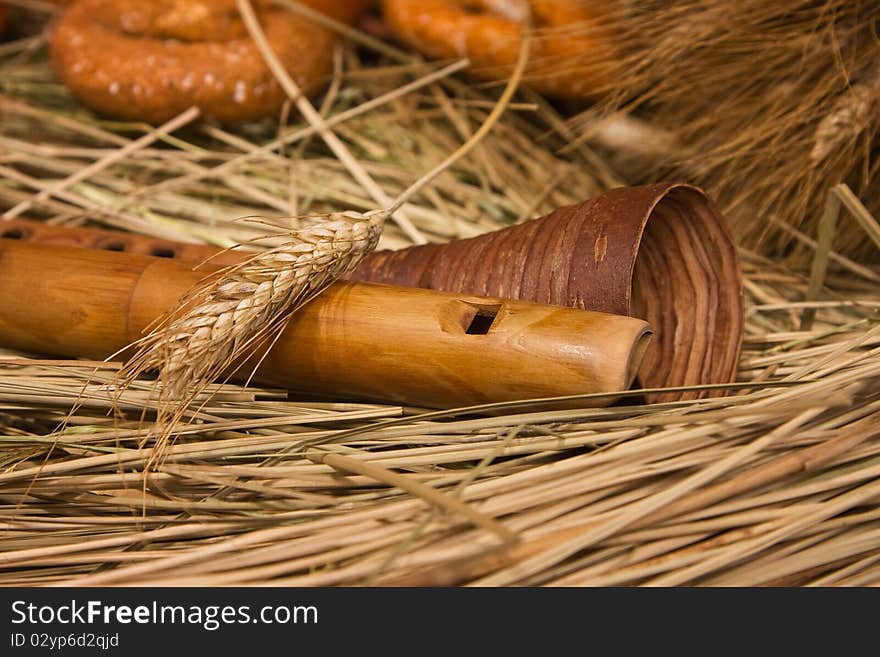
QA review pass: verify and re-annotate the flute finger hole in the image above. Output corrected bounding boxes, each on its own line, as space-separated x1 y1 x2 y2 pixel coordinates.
1 228 26 240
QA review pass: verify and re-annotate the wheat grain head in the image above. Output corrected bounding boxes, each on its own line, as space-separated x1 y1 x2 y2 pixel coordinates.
112 208 386 465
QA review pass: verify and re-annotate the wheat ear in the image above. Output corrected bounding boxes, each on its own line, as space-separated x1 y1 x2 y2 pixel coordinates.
811 60 880 164
107 2 532 465
112 210 385 463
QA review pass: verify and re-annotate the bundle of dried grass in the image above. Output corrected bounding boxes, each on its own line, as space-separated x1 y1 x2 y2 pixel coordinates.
572 0 880 261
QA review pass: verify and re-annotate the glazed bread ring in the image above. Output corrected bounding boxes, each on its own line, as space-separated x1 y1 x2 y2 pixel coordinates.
381 0 618 99
50 0 368 124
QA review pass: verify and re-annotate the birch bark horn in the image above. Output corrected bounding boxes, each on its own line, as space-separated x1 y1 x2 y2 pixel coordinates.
350 183 744 401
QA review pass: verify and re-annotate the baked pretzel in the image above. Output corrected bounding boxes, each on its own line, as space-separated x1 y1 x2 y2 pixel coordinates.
50 0 367 124
381 0 617 99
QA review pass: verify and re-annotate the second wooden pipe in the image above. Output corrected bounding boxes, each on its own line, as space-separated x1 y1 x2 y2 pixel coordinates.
0 240 652 409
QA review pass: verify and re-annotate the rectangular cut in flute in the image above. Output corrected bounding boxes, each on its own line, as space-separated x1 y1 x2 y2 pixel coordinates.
0 240 652 409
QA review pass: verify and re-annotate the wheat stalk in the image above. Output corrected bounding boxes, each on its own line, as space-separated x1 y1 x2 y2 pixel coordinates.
103 0 533 463
811 60 880 164
112 210 386 460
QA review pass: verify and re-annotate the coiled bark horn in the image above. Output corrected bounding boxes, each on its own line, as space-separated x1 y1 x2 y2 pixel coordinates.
351 183 743 401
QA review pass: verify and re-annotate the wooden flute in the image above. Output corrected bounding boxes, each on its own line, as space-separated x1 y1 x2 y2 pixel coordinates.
0 239 652 409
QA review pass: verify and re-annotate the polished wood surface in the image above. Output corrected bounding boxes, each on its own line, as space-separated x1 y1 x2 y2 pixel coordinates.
0 240 652 408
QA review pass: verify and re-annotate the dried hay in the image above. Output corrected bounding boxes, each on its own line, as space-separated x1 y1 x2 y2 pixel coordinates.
0 1 878 586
